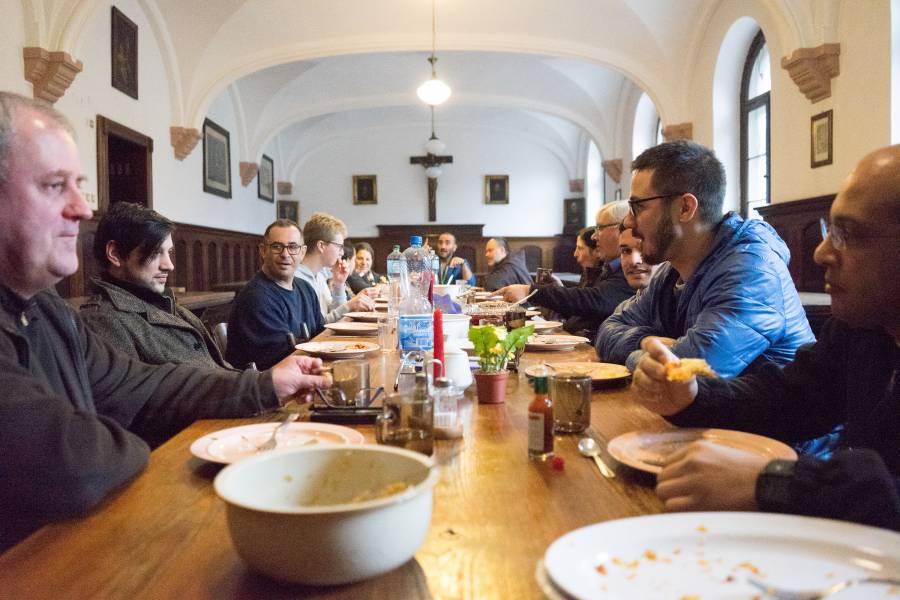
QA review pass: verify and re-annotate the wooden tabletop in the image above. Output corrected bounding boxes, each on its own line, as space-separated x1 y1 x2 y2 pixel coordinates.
0 333 671 599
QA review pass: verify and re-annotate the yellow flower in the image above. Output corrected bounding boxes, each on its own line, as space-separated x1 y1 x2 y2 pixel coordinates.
489 344 504 354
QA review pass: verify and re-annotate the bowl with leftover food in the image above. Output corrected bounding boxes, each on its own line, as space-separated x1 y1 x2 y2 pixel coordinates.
214 444 438 585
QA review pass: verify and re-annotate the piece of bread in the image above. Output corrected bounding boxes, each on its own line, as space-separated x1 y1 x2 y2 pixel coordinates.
665 358 717 382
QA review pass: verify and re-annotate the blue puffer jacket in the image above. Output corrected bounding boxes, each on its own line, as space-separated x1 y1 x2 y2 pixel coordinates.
595 212 815 378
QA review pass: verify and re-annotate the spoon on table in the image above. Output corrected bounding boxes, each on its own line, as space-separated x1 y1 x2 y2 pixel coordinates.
578 437 616 478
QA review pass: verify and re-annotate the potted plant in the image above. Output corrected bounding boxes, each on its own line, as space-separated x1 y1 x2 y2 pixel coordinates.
468 323 534 404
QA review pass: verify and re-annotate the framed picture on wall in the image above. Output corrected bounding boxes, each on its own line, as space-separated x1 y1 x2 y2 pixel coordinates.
484 175 509 204
111 6 138 99
276 200 299 224
202 118 232 199
563 197 586 234
810 109 833 168
353 175 377 204
258 154 274 202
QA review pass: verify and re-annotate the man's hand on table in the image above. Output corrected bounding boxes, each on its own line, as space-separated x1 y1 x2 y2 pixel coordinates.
347 290 376 311
656 441 766 512
271 355 333 402
496 284 531 302
631 337 697 416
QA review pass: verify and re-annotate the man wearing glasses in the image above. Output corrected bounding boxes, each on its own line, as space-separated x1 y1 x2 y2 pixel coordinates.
295 211 376 323
80 202 232 370
596 141 814 379
226 219 325 370
630 145 900 531
497 201 635 341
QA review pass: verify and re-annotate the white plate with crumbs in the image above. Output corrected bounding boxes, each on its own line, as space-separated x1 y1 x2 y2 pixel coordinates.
295 340 380 358
543 512 900 600
190 423 365 464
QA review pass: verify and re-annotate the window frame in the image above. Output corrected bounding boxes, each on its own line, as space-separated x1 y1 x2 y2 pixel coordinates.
740 30 771 218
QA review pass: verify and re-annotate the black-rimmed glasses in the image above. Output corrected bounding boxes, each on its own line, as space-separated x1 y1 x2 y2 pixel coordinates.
594 222 620 234
267 242 305 255
628 193 685 215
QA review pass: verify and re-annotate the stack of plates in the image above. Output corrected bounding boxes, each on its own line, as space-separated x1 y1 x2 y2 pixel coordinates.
325 322 378 336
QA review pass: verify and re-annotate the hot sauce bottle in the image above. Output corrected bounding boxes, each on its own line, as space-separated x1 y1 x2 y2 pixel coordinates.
528 373 553 460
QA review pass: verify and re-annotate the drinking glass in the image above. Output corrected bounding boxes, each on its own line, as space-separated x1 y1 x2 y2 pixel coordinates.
375 392 434 455
550 373 591 433
378 313 398 353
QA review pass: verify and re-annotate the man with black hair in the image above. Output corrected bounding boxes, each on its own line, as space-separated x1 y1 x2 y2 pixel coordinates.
80 202 230 369
595 141 814 379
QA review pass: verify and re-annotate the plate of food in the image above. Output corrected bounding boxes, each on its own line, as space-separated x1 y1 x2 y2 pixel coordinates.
542 512 900 600
525 309 541 318
607 428 797 475
525 334 590 352
526 361 631 388
344 311 381 323
528 320 563 333
324 322 379 336
295 340 380 358
190 422 365 464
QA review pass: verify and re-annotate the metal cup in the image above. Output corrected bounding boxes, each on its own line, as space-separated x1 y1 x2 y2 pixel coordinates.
319 359 371 407
375 392 434 455
550 373 591 433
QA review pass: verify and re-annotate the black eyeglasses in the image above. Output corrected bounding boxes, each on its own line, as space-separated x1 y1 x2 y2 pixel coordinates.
628 193 686 216
267 242 305 255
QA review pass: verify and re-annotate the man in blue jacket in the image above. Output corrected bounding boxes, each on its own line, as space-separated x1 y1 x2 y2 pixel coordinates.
595 141 814 379
630 144 900 531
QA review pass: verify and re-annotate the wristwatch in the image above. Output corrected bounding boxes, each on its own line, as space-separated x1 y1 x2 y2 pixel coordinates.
755 459 796 512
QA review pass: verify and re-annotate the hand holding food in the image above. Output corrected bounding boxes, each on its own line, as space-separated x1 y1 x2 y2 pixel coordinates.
630 337 700 416
665 358 716 382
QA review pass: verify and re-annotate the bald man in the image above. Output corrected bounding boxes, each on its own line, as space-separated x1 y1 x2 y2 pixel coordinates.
631 145 900 531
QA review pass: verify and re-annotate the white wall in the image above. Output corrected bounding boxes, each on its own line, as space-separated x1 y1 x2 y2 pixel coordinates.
1 0 28 95
293 125 569 238
893 0 900 143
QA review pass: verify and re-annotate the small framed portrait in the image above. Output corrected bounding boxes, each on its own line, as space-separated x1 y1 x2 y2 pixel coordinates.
111 6 138 99
276 200 299 225
563 197 586 234
202 118 231 199
484 175 509 204
353 175 377 204
258 154 274 202
810 110 833 168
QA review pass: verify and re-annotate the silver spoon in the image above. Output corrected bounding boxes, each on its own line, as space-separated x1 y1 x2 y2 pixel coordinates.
748 575 900 600
577 437 616 478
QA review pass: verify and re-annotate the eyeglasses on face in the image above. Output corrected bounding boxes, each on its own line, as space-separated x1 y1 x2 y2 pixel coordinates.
267 242 305 255
819 217 900 252
627 193 685 216
324 240 344 249
594 222 620 234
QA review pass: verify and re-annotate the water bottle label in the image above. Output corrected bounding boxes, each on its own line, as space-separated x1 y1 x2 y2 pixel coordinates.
399 315 434 351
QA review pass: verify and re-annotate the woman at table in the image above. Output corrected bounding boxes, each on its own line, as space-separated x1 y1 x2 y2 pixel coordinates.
347 242 383 294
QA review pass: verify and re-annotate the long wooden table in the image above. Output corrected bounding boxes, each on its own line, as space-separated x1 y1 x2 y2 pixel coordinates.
0 334 671 599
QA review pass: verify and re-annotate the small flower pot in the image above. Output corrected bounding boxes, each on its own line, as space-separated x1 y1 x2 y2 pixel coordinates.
473 370 509 404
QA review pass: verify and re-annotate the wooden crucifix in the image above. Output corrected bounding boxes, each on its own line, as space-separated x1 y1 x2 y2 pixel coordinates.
410 151 453 222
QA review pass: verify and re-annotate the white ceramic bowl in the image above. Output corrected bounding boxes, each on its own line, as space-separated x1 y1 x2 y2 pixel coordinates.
441 313 471 340
214 444 439 585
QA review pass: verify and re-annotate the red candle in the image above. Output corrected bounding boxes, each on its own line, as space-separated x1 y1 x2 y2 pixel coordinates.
433 308 444 378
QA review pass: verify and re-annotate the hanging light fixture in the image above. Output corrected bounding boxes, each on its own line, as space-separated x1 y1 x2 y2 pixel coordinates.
423 106 445 178
417 0 451 106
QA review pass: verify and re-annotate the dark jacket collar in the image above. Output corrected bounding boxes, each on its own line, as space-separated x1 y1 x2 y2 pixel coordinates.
92 275 174 314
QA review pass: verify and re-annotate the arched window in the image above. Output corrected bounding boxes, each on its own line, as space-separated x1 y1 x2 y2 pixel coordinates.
741 30 771 219
656 118 664 145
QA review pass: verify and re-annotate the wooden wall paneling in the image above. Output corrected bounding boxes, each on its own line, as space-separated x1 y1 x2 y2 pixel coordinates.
174 239 188 288
191 240 205 291
207 242 218 287
756 195 833 292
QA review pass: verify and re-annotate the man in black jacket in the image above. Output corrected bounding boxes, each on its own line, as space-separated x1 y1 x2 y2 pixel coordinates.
496 201 636 341
0 92 331 551
482 237 532 291
631 144 900 531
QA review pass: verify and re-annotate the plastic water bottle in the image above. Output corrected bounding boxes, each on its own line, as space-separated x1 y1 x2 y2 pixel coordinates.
402 235 431 298
398 285 433 354
386 245 404 282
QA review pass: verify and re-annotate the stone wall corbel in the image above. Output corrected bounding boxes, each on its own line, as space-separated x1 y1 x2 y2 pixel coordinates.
277 181 293 195
662 123 693 142
240 162 258 187
23 47 83 104
601 159 623 184
170 127 201 160
781 43 840 103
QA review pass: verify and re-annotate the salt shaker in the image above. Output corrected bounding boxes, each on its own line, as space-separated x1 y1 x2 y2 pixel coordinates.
432 377 463 439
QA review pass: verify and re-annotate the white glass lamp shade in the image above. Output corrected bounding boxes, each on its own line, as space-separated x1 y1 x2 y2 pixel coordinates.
417 78 451 106
425 166 443 178
424 137 446 155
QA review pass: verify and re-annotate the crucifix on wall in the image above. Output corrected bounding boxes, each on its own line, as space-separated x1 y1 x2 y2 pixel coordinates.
409 108 452 222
